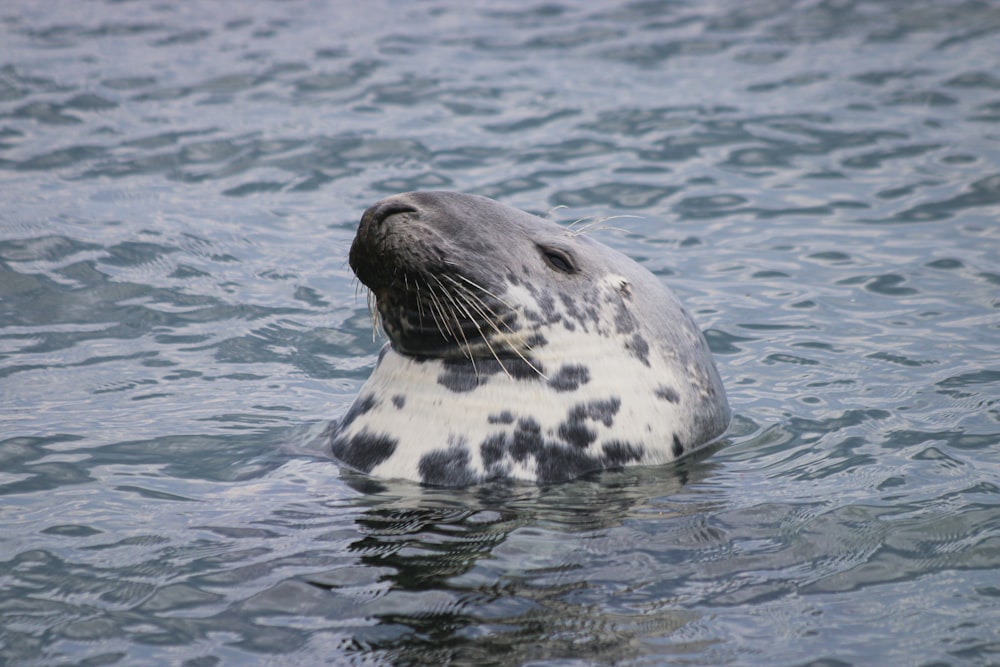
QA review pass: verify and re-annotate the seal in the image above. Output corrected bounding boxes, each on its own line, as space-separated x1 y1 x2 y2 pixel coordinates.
325 191 730 486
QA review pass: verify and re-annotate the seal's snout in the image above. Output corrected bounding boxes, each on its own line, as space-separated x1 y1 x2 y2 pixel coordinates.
351 196 422 290
356 197 419 243
367 199 419 228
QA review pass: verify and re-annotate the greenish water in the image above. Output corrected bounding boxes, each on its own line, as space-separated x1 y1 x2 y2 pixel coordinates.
2 1 999 665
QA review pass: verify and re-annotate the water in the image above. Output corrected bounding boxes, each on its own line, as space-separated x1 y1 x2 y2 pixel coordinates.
2 0 999 664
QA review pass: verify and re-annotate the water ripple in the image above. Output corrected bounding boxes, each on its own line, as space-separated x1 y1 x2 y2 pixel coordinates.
2 0 1000 665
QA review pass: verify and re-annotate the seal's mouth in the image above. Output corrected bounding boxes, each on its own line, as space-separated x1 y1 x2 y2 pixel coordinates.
374 274 525 362
349 197 531 367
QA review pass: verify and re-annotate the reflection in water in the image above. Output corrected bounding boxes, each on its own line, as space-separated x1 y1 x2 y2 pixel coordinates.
305 456 719 665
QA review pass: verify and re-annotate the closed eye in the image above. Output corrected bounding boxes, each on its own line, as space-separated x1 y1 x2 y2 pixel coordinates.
539 246 577 274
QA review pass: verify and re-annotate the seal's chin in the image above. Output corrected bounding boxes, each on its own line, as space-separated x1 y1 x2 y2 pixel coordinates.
380 311 468 359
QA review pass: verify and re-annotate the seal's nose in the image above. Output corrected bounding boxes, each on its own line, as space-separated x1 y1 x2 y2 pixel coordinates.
351 195 423 290
364 197 419 229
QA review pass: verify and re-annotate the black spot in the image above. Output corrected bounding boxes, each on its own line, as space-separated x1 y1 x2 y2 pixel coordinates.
481 418 549 476
376 345 389 366
612 299 636 335
557 398 620 449
548 364 590 392
559 292 591 331
627 333 650 366
601 440 645 467
558 419 596 448
524 332 548 349
488 411 514 424
537 292 561 325
510 418 544 462
522 308 543 325
437 357 542 392
330 430 398 473
436 359 492 392
419 446 478 486
559 293 600 331
615 314 635 334
499 357 545 380
471 358 511 377
476 415 643 485
533 444 604 484
480 433 507 469
655 385 680 404
338 393 378 430
580 397 621 427
672 433 684 458
391 394 406 409
438 369 480 392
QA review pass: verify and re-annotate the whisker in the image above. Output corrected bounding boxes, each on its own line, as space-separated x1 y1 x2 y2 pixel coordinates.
433 275 504 378
567 214 642 238
429 277 477 372
440 276 510 332
546 204 569 219
414 279 425 331
447 273 518 314
424 280 457 345
437 274 547 380
367 290 381 341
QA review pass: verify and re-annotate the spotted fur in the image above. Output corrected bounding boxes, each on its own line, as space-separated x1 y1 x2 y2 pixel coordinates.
325 191 730 486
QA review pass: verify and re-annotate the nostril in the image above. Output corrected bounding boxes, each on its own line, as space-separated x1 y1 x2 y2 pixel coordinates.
373 202 418 225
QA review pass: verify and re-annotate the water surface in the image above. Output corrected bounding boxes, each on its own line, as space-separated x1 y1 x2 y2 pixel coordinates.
2 1 1000 665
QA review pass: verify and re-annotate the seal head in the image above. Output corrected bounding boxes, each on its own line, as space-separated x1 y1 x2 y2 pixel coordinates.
328 191 730 486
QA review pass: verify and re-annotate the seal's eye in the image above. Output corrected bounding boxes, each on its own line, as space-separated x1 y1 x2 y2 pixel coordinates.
540 247 576 274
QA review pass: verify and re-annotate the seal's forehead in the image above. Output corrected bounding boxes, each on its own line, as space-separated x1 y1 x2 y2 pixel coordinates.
398 190 559 232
